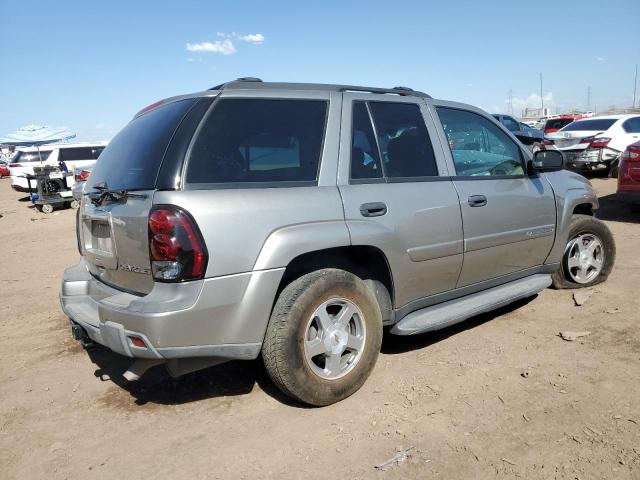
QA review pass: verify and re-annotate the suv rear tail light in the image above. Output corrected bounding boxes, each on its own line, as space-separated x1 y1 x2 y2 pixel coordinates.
622 144 640 162
148 206 208 282
580 136 611 149
540 139 554 150
75 169 91 181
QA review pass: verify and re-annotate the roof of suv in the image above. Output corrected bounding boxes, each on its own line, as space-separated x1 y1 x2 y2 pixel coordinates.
209 77 432 98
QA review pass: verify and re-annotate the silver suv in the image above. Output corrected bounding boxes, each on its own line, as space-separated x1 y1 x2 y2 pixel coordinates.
60 78 615 406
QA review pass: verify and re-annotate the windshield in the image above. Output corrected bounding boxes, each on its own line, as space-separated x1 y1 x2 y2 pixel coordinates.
545 118 574 130
88 99 196 191
561 119 617 132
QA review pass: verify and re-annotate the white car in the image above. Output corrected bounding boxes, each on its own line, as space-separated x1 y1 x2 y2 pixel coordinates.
543 115 640 174
9 143 106 192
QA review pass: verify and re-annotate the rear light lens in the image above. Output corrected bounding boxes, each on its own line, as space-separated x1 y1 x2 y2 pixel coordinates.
540 139 554 150
135 99 165 118
580 136 611 149
75 170 91 181
148 206 207 282
622 145 640 162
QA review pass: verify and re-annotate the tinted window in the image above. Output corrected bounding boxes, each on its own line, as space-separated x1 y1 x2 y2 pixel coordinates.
59 146 104 161
88 99 196 191
622 117 640 133
368 102 438 178
437 107 524 177
545 118 574 130
501 116 520 132
12 150 52 163
562 118 617 132
187 99 327 184
351 102 382 179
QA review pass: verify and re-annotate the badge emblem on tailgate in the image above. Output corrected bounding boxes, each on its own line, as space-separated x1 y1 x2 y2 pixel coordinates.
118 264 150 274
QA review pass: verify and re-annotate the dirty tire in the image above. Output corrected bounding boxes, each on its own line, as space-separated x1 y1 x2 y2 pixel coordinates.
552 214 615 289
262 268 382 406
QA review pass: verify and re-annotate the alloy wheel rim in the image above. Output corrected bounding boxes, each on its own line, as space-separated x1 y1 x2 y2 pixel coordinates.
303 297 366 380
565 233 604 284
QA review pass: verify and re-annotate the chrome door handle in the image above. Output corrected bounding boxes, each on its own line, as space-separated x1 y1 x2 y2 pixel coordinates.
468 195 487 207
360 202 387 217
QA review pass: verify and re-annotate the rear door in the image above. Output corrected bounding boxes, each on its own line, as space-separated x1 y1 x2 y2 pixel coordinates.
338 94 463 310
433 104 556 287
619 117 640 152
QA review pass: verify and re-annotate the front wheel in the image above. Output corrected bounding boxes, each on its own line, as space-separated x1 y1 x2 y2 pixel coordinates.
262 269 382 406
552 214 615 289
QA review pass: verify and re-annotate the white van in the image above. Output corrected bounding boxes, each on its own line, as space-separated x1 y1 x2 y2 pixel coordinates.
9 143 106 192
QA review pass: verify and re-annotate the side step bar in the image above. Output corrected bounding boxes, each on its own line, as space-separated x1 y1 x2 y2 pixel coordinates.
390 274 552 336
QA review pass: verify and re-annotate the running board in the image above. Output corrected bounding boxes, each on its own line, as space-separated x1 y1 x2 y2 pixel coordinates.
390 274 551 336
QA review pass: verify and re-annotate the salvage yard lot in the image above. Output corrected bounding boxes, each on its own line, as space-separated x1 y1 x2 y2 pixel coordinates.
0 178 638 479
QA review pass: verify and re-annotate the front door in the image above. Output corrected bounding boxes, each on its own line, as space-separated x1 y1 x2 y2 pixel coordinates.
434 106 556 287
337 94 464 310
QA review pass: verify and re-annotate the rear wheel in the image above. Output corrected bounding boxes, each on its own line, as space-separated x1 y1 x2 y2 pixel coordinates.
41 204 54 214
262 268 382 406
552 214 615 289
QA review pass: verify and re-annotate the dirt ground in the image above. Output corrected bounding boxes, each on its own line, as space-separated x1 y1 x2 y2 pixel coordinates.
0 177 638 480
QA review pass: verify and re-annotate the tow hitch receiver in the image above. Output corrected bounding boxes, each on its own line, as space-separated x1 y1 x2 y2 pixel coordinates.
71 322 94 348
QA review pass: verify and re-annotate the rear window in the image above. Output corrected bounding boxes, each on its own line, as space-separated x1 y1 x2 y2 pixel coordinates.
88 99 196 191
545 118 574 130
12 150 52 163
186 98 328 185
561 118 617 132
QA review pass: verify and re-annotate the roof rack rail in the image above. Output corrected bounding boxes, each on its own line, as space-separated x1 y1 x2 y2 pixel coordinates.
209 79 431 98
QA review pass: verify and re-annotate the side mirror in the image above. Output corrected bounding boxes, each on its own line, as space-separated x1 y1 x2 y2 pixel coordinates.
530 150 564 172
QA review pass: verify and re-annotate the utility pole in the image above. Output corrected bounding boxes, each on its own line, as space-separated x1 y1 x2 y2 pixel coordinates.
508 89 513 115
634 64 638 109
586 86 591 111
539 73 544 116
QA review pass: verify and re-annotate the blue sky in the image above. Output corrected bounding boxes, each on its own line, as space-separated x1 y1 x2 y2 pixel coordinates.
1 0 638 141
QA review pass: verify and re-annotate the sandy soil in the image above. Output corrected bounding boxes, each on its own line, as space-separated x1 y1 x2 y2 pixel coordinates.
0 177 638 479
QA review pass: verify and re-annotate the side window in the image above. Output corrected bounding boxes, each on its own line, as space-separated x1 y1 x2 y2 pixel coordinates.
60 148 94 161
436 107 524 177
623 117 640 133
368 102 438 178
350 102 382 179
187 99 327 184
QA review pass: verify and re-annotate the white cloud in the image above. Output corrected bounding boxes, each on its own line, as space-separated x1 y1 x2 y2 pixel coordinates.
597 56 604 61
186 39 236 55
186 57 202 63
507 92 555 115
236 33 265 44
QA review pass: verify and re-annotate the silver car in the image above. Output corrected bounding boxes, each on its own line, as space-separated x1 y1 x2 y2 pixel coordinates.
60 79 615 405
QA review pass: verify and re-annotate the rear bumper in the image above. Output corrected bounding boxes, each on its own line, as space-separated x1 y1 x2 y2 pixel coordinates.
60 258 284 360
562 148 618 172
616 191 640 205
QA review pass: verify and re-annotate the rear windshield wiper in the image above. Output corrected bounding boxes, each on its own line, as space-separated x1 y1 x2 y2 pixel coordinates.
89 182 148 205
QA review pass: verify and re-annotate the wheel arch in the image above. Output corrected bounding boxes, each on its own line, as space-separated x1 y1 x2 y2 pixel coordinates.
276 245 395 325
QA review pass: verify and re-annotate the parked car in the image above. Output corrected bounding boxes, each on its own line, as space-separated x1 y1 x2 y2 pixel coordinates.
492 114 544 150
60 79 615 406
617 140 640 209
543 115 584 135
542 115 640 175
0 160 9 177
72 165 93 199
9 143 106 192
